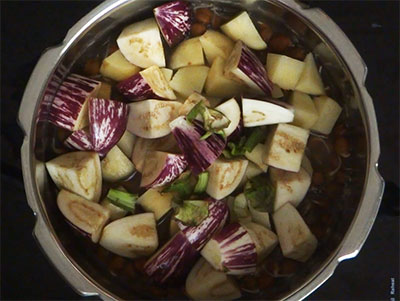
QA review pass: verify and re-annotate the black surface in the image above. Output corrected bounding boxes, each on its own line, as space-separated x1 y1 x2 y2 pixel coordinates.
1 1 399 300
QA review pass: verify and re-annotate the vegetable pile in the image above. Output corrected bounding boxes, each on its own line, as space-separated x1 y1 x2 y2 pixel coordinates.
43 1 346 299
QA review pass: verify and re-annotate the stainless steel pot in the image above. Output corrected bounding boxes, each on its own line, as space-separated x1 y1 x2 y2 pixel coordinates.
18 0 384 299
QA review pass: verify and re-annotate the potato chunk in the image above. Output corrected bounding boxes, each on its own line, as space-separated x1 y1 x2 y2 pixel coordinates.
289 91 319 129
266 54 305 90
311 96 342 134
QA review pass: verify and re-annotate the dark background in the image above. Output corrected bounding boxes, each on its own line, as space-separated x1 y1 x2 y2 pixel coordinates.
1 1 399 300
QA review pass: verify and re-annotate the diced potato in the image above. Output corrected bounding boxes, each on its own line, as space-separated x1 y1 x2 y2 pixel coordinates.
301 155 313 176
271 84 284 98
263 124 309 172
311 96 342 135
169 38 204 69
186 258 241 300
199 30 234 64
273 203 317 262
295 53 325 95
245 144 268 172
206 158 248 200
161 68 173 82
204 56 244 98
220 11 267 50
178 93 210 116
269 167 311 211
46 151 102 202
97 82 112 99
117 130 136 158
101 145 135 182
100 50 140 81
289 91 319 129
239 162 263 187
266 54 305 90
138 188 173 220
169 66 210 98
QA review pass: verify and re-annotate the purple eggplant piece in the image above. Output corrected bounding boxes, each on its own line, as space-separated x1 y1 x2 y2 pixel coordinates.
201 222 257 275
64 129 93 151
117 73 158 101
154 1 192 47
141 151 188 188
47 74 101 131
88 98 128 156
178 199 229 251
169 116 226 175
144 231 199 283
226 41 272 96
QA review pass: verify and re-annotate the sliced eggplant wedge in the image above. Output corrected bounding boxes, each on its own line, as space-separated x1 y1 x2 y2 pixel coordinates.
57 189 110 243
99 213 158 258
46 151 102 203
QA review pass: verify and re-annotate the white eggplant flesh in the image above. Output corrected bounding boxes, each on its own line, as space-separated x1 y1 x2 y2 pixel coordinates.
131 135 178 172
88 98 129 157
117 65 176 101
244 143 269 172
264 123 309 172
179 199 229 251
178 93 210 116
64 129 93 151
117 130 137 158
199 29 234 64
215 98 241 137
220 11 267 50
57 189 110 243
127 99 182 139
138 188 173 220
140 151 187 188
46 151 102 202
186 258 241 301
225 41 272 95
200 222 257 275
154 0 192 47
101 145 135 182
241 222 278 262
273 203 317 262
117 18 165 68
270 166 311 211
144 232 199 283
47 74 101 131
206 158 248 200
100 213 158 258
242 98 294 127
233 193 250 219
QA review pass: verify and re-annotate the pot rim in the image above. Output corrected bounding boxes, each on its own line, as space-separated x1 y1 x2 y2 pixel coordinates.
18 0 385 300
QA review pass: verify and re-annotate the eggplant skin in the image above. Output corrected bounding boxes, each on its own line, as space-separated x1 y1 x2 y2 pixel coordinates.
179 199 229 251
170 116 226 175
144 232 199 283
154 0 192 47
